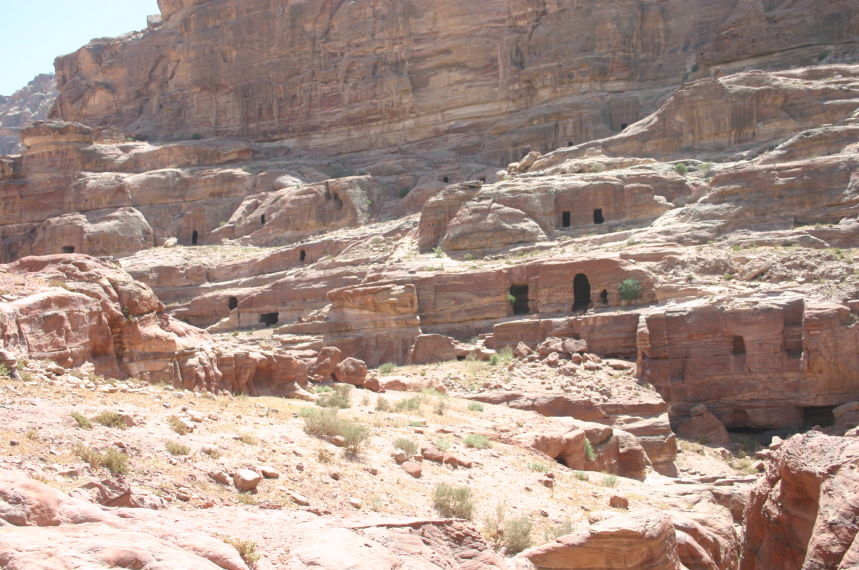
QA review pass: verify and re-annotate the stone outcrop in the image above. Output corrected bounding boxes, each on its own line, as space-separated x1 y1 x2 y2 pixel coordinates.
741 433 859 570
52 0 857 165
520 508 738 570
0 74 57 155
638 295 859 428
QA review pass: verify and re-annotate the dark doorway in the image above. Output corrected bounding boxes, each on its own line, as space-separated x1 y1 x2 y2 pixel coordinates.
191 231 198 245
443 176 449 183
300 250 307 262
593 209 604 224
562 211 571 228
259 313 279 327
600 289 608 304
621 123 628 130
479 177 486 183
573 274 591 313
62 246 75 254
510 286 530 315
732 335 746 355
803 406 836 427
260 215 266 226
568 142 574 147
228 297 238 311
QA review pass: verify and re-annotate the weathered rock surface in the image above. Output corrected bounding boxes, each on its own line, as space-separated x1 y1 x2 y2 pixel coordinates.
741 433 859 570
0 74 57 155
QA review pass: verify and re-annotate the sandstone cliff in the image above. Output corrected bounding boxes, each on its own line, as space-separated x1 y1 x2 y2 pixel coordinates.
0 73 57 155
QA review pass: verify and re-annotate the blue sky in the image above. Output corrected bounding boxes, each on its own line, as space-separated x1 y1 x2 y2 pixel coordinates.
0 1 160 96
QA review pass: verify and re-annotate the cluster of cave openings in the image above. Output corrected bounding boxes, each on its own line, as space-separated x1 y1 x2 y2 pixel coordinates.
191 231 199 245
732 335 746 355
259 313 279 326
593 209 604 225
509 285 530 315
572 273 591 313
228 297 238 311
562 211 571 228
62 246 75 254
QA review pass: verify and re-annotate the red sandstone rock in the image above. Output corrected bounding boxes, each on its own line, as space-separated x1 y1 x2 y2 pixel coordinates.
675 405 732 447
332 357 367 386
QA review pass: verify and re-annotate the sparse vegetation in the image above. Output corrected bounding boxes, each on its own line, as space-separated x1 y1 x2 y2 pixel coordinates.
464 433 490 449
600 474 619 488
221 536 261 569
618 278 641 301
393 395 422 412
489 345 514 366
168 415 193 435
507 293 517 304
74 443 129 476
544 519 575 542
301 407 371 453
433 399 446 415
528 462 550 472
378 362 398 375
375 396 392 412
482 503 533 555
238 433 259 446
165 441 190 456
467 401 484 412
70 412 92 430
436 438 452 452
393 438 418 456
433 483 474 520
92 411 127 429
340 422 371 453
584 439 597 461
432 246 446 258
316 384 352 409
574 470 589 481
674 162 688 176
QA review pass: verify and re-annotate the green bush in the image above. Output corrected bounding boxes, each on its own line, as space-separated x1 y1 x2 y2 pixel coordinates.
489 345 514 366
507 294 517 304
191 133 202 140
436 438 452 452
482 504 533 555
574 470 589 481
378 363 397 376
393 395 422 412
341 422 371 453
528 462 550 472
393 438 418 456
375 397 392 412
165 441 190 456
317 384 352 409
601 474 619 488
301 407 344 437
92 411 127 429
433 483 474 520
220 537 260 569
432 247 445 258
467 401 484 412
464 434 490 449
70 412 92 430
584 439 597 461
674 163 688 176
74 443 129 476
618 278 641 301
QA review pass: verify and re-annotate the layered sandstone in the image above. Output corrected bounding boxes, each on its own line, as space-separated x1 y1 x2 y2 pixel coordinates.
0 74 57 155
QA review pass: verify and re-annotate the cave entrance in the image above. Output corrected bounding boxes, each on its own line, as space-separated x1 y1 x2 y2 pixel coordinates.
228 297 238 311
730 409 750 427
191 231 198 245
479 177 486 183
62 246 75 254
332 193 343 210
260 215 266 226
593 209 604 224
573 273 591 313
443 176 449 183
562 211 571 228
509 285 530 315
733 335 746 355
568 142 574 147
300 250 307 262
259 313 279 327
621 123 628 130
600 289 608 304
803 406 836 427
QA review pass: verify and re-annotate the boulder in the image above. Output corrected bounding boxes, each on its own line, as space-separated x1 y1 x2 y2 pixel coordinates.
407 334 457 365
675 405 732 447
232 469 262 492
332 357 367 386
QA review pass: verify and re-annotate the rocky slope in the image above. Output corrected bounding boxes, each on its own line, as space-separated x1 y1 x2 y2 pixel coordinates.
0 73 57 154
1 0 859 567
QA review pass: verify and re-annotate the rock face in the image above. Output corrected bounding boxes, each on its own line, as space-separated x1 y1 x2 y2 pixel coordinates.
638 295 859 428
0 74 57 155
741 433 859 570
520 508 738 570
52 0 857 164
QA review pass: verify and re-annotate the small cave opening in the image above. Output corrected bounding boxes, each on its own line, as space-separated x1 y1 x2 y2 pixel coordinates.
562 211 571 228
300 249 307 262
62 246 75 254
259 313 279 327
572 273 591 313
228 297 238 311
568 141 574 147
804 406 836 428
621 123 628 130
456 356 466 361
730 409 750 427
443 176 450 183
509 285 530 315
600 289 608 304
479 177 486 183
260 214 266 226
732 335 746 355
332 193 343 210
191 231 199 245
593 209 604 225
